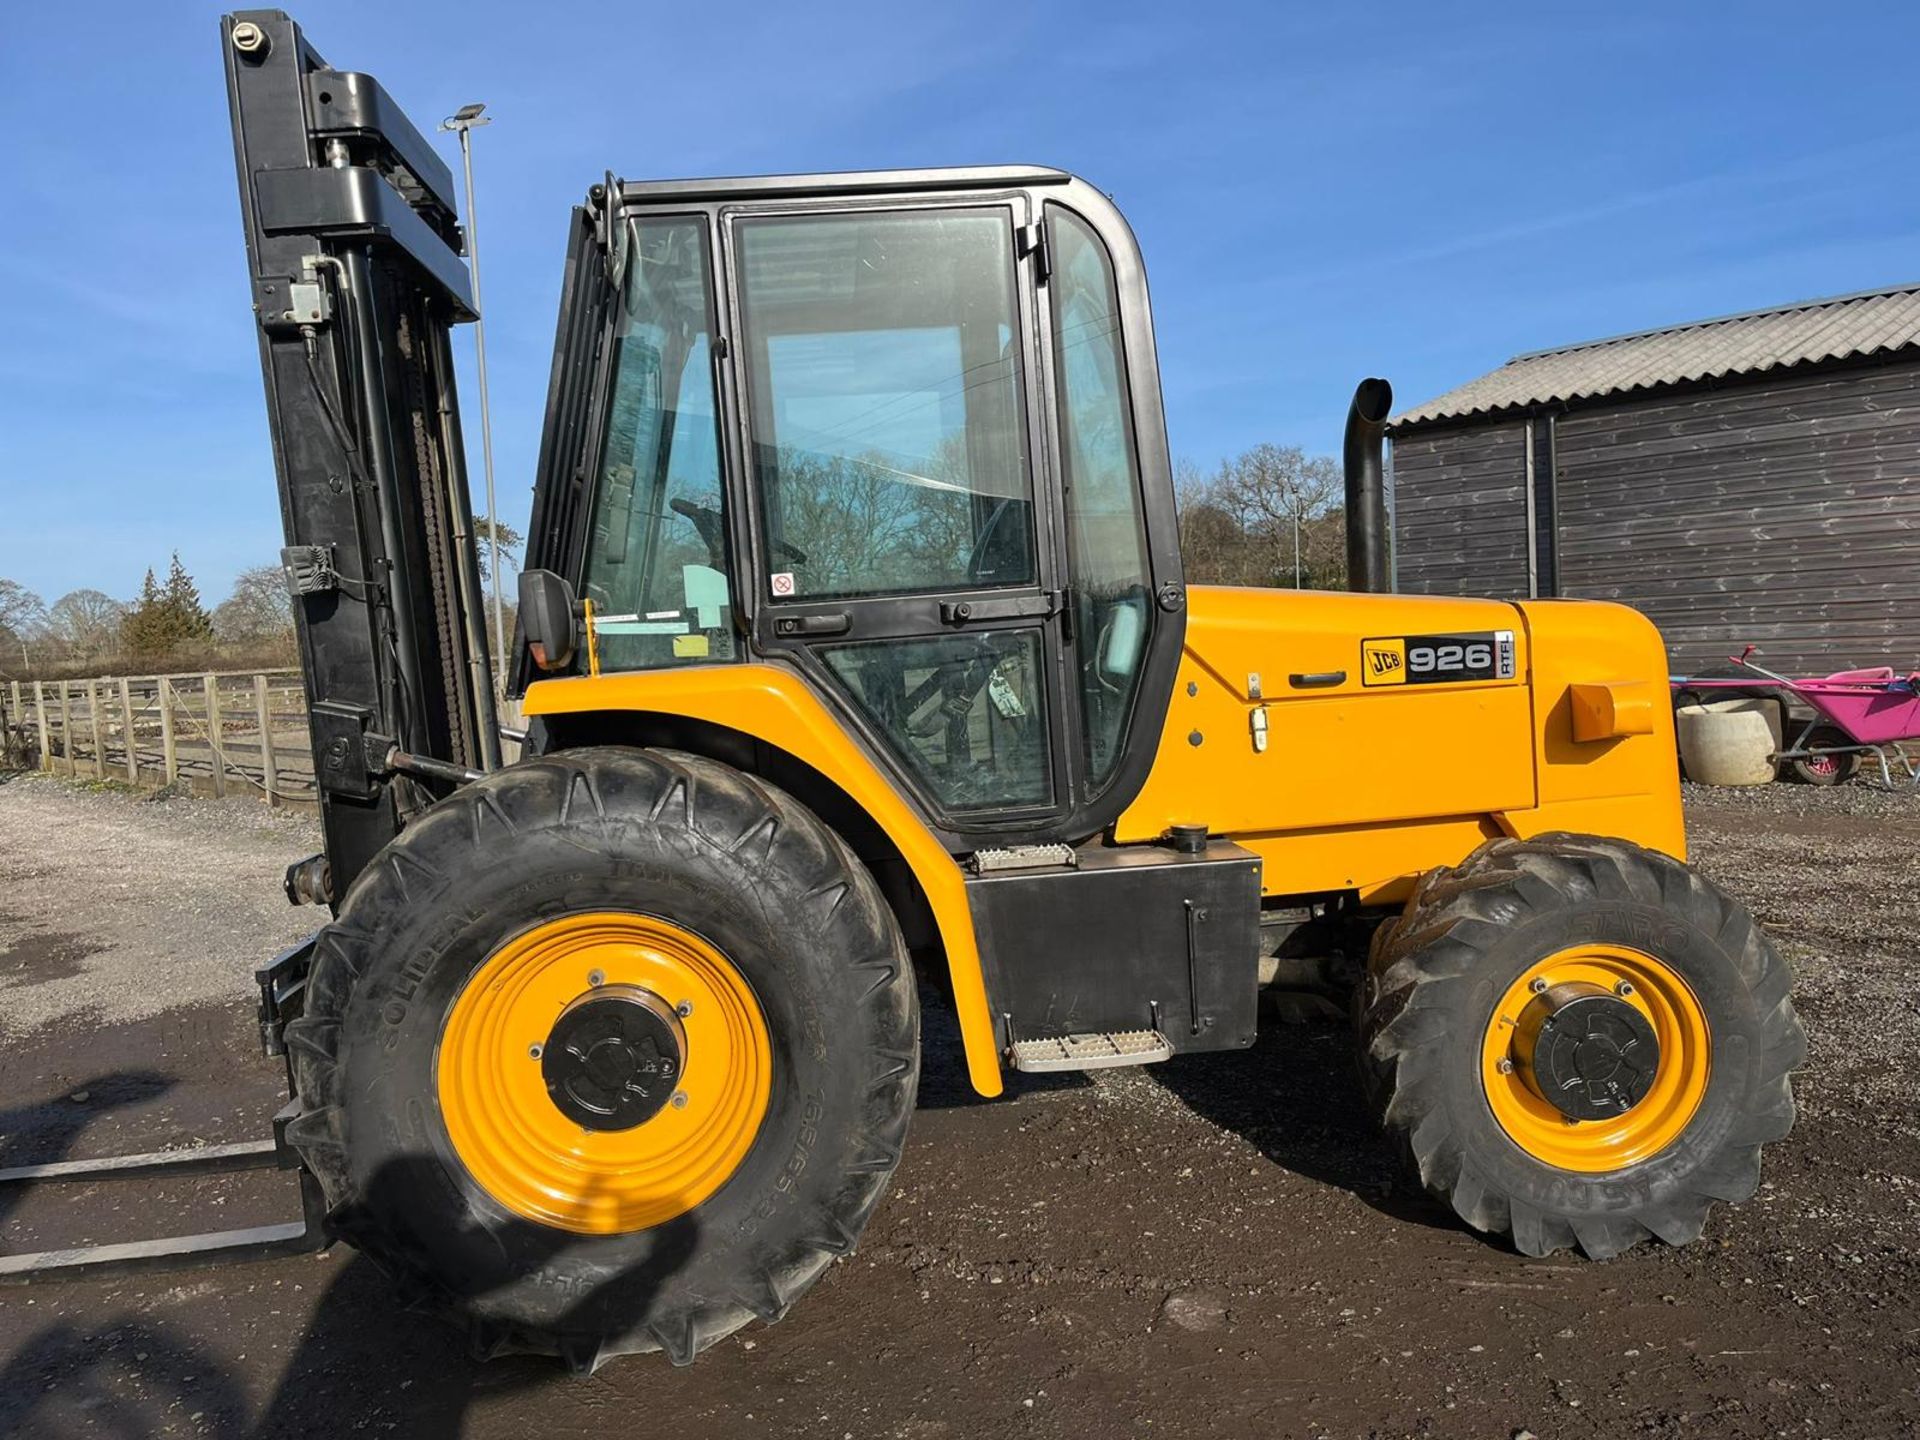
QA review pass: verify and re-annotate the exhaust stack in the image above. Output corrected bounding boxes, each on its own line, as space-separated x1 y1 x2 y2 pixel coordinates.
1343 377 1394 593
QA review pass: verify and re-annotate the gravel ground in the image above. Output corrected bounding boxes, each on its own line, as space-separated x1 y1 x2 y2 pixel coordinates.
1683 775 1920 821
0 771 1915 1438
0 774 320 1034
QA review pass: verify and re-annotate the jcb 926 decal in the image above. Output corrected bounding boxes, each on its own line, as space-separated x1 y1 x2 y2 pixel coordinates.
1361 631 1515 687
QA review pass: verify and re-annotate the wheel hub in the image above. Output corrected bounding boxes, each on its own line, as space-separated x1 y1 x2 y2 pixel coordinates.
1482 945 1711 1172
436 912 771 1234
1513 981 1660 1121
541 986 685 1131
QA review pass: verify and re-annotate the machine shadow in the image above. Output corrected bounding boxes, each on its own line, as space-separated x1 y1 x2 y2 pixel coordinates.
0 1155 701 1439
0 1070 174 1227
0 1317 253 1439
1150 1010 1463 1234
912 972 1461 1236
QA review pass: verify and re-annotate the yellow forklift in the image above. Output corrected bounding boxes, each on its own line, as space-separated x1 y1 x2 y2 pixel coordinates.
0 11 1801 1374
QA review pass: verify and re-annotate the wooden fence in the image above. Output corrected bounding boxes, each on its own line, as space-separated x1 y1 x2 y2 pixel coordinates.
1 670 316 807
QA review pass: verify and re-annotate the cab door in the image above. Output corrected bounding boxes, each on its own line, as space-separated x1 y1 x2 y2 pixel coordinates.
726 195 1071 839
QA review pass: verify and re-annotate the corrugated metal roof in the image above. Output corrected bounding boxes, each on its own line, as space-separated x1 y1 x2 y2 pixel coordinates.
1391 283 1920 429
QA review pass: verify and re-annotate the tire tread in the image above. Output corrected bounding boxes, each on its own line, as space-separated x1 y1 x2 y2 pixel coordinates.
1357 834 1803 1261
288 747 918 1369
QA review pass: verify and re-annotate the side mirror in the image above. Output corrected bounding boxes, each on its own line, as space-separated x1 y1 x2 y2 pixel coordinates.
518 569 580 672
1099 598 1146 683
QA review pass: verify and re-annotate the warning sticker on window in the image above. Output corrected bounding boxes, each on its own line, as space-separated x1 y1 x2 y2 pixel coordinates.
1361 631 1516 686
769 572 796 598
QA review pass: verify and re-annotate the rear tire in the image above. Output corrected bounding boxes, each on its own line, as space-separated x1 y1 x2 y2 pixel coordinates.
1358 834 1803 1259
284 747 919 1370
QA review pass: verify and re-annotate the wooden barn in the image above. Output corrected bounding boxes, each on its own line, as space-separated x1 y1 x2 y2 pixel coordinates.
1387 286 1920 674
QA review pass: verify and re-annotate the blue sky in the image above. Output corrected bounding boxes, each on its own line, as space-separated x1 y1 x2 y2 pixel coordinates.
4 1 1919 610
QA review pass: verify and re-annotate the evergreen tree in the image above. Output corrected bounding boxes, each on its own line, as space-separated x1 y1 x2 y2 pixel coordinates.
122 556 214 659
163 552 213 640
121 569 170 658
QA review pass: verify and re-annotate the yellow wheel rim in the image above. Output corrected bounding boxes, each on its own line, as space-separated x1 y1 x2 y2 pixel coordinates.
437 912 771 1234
1481 943 1710 1173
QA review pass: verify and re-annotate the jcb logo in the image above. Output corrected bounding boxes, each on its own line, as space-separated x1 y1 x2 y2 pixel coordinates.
1362 640 1406 686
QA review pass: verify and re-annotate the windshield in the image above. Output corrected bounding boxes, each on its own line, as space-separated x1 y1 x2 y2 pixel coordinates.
579 216 734 669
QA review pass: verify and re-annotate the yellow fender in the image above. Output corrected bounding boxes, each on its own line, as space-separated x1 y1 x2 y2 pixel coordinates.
521 665 1004 1097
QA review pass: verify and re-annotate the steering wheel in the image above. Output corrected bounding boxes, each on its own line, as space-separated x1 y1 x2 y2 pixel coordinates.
965 498 1030 585
668 497 725 567
670 497 810 568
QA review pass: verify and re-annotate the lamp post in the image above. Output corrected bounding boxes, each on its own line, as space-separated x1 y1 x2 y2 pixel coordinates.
440 101 505 691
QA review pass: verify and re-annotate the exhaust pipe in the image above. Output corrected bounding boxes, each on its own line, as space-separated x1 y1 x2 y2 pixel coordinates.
1343 377 1394 593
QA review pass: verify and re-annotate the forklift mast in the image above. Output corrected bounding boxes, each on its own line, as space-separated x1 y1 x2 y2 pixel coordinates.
221 10 498 901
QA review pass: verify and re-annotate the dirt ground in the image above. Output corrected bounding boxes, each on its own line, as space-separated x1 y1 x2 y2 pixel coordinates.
0 769 1915 1439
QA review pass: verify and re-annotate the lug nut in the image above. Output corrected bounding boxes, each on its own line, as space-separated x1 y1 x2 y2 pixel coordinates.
528 1043 543 1059
670 1091 689 1110
675 1000 693 1018
587 969 605 988
1615 980 1636 998
1496 1057 1515 1075
1529 977 1549 995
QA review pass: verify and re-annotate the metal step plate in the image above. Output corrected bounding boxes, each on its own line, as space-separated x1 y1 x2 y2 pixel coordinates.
1009 1029 1174 1073
972 843 1077 874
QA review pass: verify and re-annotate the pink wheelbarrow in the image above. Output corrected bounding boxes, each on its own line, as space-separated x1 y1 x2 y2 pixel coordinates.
1672 646 1920 788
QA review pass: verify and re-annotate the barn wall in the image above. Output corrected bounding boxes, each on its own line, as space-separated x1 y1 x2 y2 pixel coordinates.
1554 360 1920 675
1387 422 1530 599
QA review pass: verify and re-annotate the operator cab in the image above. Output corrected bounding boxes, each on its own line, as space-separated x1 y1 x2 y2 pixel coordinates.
525 168 1186 849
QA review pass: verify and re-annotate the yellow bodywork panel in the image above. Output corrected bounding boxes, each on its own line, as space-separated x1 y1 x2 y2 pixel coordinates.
1117 586 1535 897
1508 600 1686 860
1118 586 1684 902
521 665 1005 1098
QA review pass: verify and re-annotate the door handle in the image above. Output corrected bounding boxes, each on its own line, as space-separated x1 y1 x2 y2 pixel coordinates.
1288 670 1347 689
773 612 851 637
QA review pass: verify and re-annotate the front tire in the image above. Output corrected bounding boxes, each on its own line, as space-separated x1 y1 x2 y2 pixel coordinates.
1358 834 1803 1259
284 747 919 1370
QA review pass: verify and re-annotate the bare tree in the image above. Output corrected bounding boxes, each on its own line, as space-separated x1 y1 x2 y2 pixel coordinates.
1173 444 1347 590
0 577 44 634
1212 443 1342 588
213 565 296 646
471 513 524 587
0 578 46 672
47 589 127 662
771 446 969 593
1175 456 1258 586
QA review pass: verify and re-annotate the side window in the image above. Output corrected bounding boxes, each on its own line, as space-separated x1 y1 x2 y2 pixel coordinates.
1049 206 1153 790
736 209 1034 600
821 632 1052 811
581 218 734 669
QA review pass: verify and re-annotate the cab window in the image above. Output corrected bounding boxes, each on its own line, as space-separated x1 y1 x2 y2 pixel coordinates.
1049 205 1153 791
580 217 734 669
736 208 1034 601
